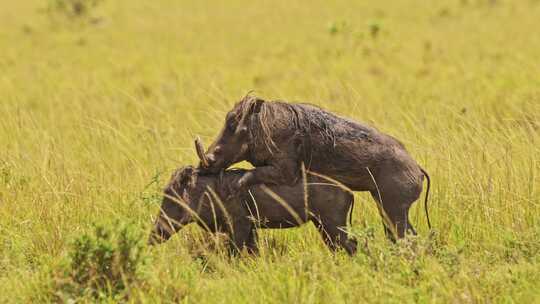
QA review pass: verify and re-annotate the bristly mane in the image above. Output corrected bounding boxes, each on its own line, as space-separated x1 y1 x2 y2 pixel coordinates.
235 95 345 155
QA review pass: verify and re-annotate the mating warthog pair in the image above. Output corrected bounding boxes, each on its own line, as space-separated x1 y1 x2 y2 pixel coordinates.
196 95 431 239
150 95 431 254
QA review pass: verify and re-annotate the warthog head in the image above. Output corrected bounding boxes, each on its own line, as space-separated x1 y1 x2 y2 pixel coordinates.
149 165 198 245
200 96 264 173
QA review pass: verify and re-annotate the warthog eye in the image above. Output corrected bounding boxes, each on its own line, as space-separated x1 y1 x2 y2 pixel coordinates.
225 112 235 123
226 116 238 132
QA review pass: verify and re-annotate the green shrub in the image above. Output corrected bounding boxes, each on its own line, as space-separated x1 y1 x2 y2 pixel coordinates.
56 221 147 301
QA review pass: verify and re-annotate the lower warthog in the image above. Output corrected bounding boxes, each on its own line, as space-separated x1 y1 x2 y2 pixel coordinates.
198 95 431 240
149 164 357 255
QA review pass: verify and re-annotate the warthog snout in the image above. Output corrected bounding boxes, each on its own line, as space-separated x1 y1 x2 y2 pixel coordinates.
148 227 168 245
149 214 190 245
148 219 177 245
205 153 216 165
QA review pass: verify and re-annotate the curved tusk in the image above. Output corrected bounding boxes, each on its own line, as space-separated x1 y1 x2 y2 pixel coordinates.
195 136 209 168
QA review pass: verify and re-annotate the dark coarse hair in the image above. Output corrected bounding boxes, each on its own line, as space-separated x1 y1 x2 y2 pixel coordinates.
235 94 374 155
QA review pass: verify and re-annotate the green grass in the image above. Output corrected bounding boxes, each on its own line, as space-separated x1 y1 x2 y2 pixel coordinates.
1 0 539 302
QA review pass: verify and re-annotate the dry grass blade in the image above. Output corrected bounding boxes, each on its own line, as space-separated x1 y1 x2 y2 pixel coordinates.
161 192 212 233
301 163 308 222
205 186 235 239
306 170 354 195
365 167 397 240
260 184 304 226
245 189 262 228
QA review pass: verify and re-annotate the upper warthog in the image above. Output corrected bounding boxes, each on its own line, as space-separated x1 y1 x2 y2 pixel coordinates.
198 95 431 239
149 153 357 255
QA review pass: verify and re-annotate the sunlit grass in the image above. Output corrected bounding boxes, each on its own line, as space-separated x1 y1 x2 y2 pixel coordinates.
1 0 539 302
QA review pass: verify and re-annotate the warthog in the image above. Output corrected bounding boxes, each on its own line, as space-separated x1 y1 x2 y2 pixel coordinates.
198 95 431 240
149 159 357 255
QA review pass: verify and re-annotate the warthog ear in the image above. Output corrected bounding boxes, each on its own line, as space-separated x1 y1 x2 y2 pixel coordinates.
178 166 197 189
251 98 264 114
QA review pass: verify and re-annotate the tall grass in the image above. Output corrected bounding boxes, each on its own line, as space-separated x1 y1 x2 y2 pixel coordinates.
1 0 539 302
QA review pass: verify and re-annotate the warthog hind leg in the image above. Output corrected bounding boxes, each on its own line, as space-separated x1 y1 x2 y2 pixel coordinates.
313 216 357 256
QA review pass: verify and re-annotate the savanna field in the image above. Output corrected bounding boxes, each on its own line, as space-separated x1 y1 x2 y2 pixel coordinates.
1 0 540 302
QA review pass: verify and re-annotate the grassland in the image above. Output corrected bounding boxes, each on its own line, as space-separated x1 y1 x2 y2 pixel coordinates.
1 0 539 302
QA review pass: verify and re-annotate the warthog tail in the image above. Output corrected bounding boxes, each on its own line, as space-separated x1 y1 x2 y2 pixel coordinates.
420 167 432 229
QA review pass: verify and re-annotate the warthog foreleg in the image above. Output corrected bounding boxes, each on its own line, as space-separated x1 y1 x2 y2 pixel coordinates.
236 160 299 191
